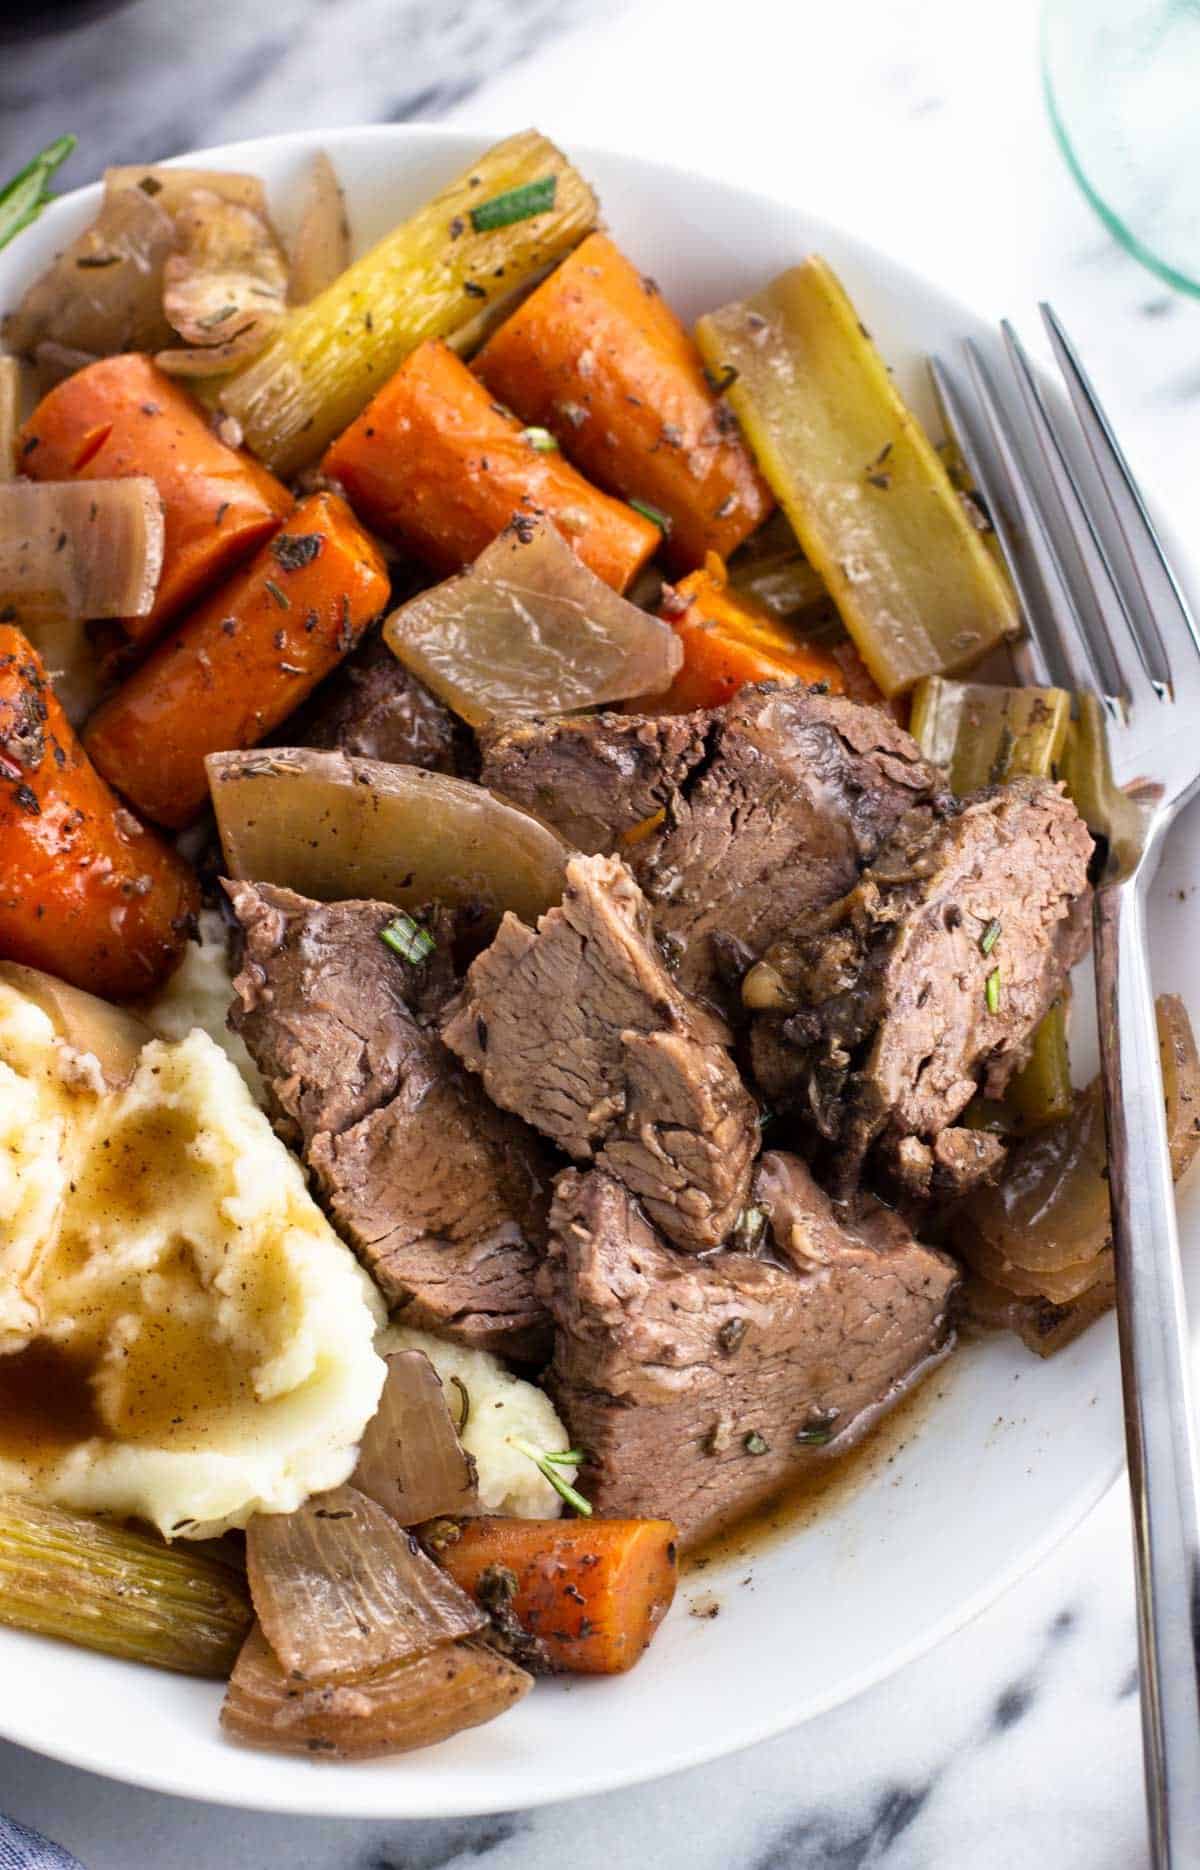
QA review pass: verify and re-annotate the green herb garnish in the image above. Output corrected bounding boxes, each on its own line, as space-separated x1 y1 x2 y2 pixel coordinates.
985 966 1002 1014
979 917 1002 957
629 497 672 534
380 913 436 965
520 426 559 453
271 532 324 572
541 1448 585 1467
470 175 557 233
263 578 291 610
0 134 77 254
509 1436 592 1515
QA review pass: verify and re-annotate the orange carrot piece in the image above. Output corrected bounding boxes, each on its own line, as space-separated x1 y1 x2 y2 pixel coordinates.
83 492 389 830
19 355 292 643
474 233 774 572
434 1516 678 1676
321 338 659 593
648 555 855 713
0 626 197 998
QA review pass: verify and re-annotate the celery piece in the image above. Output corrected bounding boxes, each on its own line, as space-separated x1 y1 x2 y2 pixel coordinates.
0 1495 251 1675
909 675 1071 792
696 259 1019 697
1007 999 1074 1130
219 131 597 475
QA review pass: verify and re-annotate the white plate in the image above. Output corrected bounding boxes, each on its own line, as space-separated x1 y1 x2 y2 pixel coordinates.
2 124 1197 1820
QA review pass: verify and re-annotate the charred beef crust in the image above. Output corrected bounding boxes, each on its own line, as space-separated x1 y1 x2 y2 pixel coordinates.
287 625 474 775
540 1159 958 1547
441 853 758 1255
480 707 710 855
750 778 1093 1193
483 685 941 1012
226 882 551 1359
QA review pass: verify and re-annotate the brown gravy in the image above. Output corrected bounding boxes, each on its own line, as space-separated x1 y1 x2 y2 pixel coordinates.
685 1360 951 1576
0 1341 103 1464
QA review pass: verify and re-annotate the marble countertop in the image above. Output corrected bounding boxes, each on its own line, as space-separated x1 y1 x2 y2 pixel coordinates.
2 1 1198 1864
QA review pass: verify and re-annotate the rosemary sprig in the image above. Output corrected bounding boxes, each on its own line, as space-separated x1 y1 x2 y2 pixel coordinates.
509 1436 592 1516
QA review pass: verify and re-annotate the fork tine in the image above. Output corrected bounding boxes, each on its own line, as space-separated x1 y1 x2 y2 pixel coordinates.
961 338 1112 706
928 354 1058 691
1000 319 1136 710
1041 301 1197 691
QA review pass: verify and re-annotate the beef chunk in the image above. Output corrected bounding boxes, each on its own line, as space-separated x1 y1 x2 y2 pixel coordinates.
290 626 473 774
750 778 1093 1193
483 685 940 1011
882 1127 1008 1202
226 882 550 1358
541 1158 958 1547
442 853 757 1254
481 708 709 855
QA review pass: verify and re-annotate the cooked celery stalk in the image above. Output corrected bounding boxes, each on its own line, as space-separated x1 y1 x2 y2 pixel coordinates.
0 1495 251 1675
910 675 1071 791
0 355 18 478
696 260 1019 696
219 131 597 475
1007 999 1074 1129
1059 690 1142 868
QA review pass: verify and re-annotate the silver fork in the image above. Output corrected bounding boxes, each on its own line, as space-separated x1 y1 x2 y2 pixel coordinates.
931 309 1200 1868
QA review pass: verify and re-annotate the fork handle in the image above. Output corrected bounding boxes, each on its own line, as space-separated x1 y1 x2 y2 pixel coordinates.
1096 878 1200 1867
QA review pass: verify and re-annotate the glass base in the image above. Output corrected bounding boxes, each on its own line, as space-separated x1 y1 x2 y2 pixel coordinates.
1043 0 1200 298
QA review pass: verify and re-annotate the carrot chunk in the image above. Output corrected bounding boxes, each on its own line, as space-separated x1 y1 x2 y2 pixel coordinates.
649 555 854 712
433 1515 678 1676
19 355 292 642
0 626 197 998
474 233 774 571
322 338 659 592
83 492 389 829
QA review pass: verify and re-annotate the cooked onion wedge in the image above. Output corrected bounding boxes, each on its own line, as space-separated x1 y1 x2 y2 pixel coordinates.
4 185 177 359
0 959 150 1088
352 1351 479 1527
157 190 289 378
222 1622 531 1759
104 165 270 220
0 1496 250 1676
207 747 570 930
245 1484 484 1684
957 995 1200 1330
383 520 682 728
0 477 164 722
0 356 19 478
289 152 350 305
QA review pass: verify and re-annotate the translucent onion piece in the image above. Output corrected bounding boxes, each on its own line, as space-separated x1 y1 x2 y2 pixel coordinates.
0 1495 251 1676
0 356 18 478
156 190 289 378
4 185 177 359
104 165 270 220
222 1621 530 1759
959 995 1200 1291
352 1351 479 1527
245 1484 484 1683
383 519 682 728
0 958 150 1088
289 152 350 306
0 477 164 619
207 746 570 931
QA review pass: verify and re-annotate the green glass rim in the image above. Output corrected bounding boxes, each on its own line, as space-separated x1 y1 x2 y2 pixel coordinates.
1041 4 1200 300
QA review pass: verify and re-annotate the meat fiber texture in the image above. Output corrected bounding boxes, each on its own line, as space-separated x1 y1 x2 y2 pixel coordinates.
227 882 551 1359
442 852 759 1255
540 1155 958 1547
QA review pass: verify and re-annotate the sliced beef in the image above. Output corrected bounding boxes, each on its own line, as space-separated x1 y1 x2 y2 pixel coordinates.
226 882 551 1359
441 853 758 1254
749 778 1093 1193
289 625 473 775
541 1157 958 1546
481 708 710 855
882 1127 1008 1203
483 684 941 1011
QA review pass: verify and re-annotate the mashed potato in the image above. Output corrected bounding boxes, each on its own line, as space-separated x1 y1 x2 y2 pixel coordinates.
0 980 385 1538
142 908 263 1102
380 1325 574 1518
